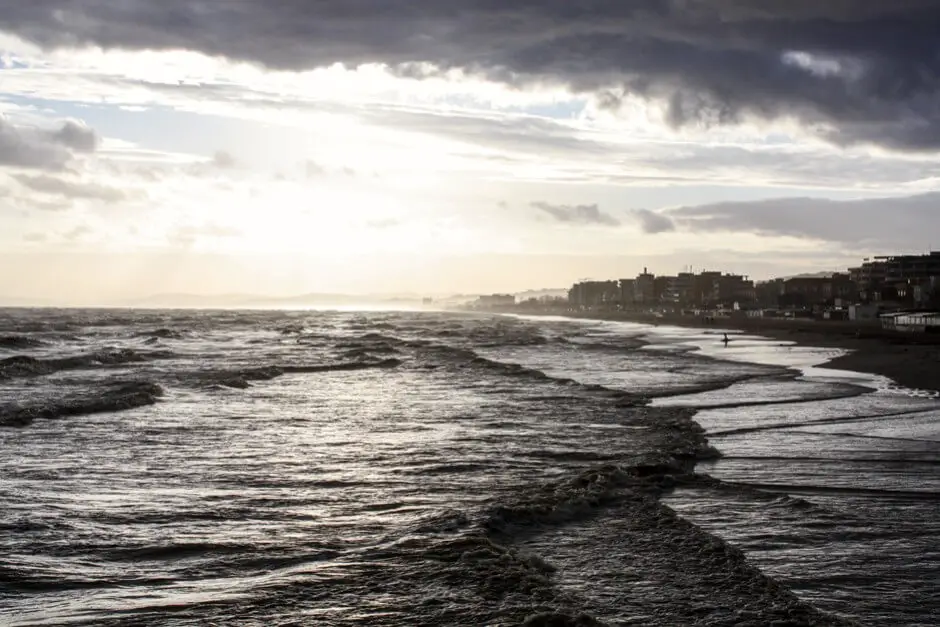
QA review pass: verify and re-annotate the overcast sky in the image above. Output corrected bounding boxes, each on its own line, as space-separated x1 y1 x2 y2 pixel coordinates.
1 1 938 303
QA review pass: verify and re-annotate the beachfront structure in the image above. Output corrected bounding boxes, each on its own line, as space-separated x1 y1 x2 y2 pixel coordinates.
880 311 940 333
567 269 756 310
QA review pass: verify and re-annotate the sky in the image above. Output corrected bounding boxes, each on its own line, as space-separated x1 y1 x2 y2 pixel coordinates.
1 1 939 304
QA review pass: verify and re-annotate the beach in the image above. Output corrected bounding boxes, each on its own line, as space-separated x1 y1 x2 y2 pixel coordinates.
507 309 940 394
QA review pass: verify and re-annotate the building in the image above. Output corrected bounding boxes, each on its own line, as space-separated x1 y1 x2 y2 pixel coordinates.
883 252 940 283
567 280 620 308
715 273 755 305
827 273 857 303
849 258 888 296
850 253 940 302
849 303 879 322
755 279 783 308
780 277 829 308
634 268 655 304
695 271 722 306
619 279 635 306
475 294 515 308
880 311 940 333
653 276 672 303
671 272 697 305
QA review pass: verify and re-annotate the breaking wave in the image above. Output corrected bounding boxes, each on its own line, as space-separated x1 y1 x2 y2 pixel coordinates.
0 381 163 427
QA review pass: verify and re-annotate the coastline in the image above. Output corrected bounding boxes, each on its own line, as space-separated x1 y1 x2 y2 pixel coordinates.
498 309 940 394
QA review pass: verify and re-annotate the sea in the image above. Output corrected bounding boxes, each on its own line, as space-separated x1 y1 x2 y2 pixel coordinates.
0 309 937 626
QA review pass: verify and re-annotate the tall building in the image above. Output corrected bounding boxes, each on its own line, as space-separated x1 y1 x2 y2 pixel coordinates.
658 272 699 306
850 253 940 303
567 280 620 308
633 268 655 304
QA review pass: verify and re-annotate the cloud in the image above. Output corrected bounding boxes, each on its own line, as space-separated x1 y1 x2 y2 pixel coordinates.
531 201 619 226
666 192 940 248
63 225 91 241
22 232 47 242
366 218 402 229
212 150 236 168
13 174 126 203
26 198 73 212
168 223 242 247
304 160 359 178
631 209 675 234
3 2 940 151
0 116 99 170
50 120 99 152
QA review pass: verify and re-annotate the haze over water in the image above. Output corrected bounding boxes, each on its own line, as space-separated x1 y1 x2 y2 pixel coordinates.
1 309 937 626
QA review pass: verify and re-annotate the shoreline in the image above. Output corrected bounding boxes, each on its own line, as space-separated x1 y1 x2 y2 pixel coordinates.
499 309 940 395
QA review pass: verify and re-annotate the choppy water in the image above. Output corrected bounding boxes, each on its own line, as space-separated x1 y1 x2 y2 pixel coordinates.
0 309 936 626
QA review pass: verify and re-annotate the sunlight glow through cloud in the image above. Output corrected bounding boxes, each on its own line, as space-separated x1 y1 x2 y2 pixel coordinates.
0 4 938 302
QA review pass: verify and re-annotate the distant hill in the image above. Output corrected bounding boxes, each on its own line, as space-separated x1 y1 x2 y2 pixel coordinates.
514 288 568 300
778 271 840 280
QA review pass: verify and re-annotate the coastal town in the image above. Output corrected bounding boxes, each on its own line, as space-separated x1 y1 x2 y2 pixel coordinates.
468 251 940 334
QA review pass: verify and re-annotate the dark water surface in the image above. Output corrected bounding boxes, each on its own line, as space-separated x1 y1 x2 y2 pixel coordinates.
1 309 936 625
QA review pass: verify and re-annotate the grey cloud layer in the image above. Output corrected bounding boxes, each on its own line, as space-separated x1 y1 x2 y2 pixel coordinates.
632 208 676 234
0 117 99 170
3 1 939 150
663 192 940 248
14 173 125 202
531 201 619 226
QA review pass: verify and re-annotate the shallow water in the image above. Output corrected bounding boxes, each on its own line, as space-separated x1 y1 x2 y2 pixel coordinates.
1 309 936 625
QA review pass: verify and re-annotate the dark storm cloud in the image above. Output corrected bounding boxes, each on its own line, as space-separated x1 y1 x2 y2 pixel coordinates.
2 1 940 150
0 117 99 170
531 201 619 226
667 193 940 247
631 209 676 234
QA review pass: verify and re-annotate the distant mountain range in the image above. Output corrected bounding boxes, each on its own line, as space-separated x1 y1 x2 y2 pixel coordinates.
776 271 840 280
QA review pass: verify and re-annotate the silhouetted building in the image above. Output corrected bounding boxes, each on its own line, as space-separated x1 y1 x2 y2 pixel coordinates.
780 277 829 308
475 294 515 308
653 276 671 303
755 279 783 308
715 273 755 305
619 279 635 306
634 268 655 304
568 280 619 308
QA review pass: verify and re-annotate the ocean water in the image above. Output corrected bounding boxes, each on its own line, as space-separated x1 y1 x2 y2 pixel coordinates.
0 309 936 626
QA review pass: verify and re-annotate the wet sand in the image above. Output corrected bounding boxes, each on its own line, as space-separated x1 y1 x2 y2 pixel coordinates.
501 310 940 394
